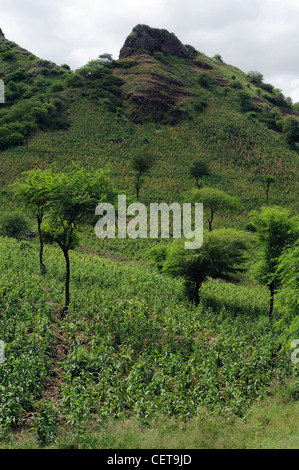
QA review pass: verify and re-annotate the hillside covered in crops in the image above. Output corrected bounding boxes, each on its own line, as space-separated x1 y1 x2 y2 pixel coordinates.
0 25 298 449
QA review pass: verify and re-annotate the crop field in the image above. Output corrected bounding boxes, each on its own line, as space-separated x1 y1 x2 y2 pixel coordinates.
0 236 297 448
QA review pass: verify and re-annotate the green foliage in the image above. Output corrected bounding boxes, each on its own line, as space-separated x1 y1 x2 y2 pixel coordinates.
190 187 240 231
146 244 168 271
49 82 64 92
238 90 257 112
189 159 210 188
275 242 299 343
1 51 15 60
64 73 85 88
250 206 299 317
0 236 293 438
41 164 115 314
213 54 223 63
0 127 24 149
34 400 59 446
130 151 156 200
247 71 264 85
263 175 276 202
161 228 251 303
197 72 214 89
0 211 30 238
282 116 299 149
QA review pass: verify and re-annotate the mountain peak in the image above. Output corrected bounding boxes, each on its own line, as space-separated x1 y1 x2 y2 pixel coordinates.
119 24 196 60
0 28 5 38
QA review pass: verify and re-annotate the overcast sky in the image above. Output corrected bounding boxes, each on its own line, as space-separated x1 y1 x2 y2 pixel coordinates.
1 0 299 102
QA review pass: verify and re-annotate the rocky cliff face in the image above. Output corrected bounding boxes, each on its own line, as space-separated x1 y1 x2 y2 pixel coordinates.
119 24 196 59
0 29 5 38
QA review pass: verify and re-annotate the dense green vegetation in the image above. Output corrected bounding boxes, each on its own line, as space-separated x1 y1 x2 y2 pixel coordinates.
0 236 297 448
0 25 298 448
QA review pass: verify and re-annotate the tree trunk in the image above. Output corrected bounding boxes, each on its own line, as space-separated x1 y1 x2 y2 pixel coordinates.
269 281 275 318
208 209 214 232
194 278 201 305
61 248 70 317
37 216 46 275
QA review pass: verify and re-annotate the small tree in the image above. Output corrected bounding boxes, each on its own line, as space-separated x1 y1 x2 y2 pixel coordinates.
98 53 114 65
161 228 250 304
282 116 299 150
275 242 299 343
190 187 239 231
131 152 155 200
189 159 210 188
21 121 38 149
43 165 115 316
250 206 298 318
213 54 223 63
247 71 264 85
12 169 54 274
263 175 276 202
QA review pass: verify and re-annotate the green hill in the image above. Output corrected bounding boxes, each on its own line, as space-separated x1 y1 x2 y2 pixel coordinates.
0 25 298 449
0 26 298 221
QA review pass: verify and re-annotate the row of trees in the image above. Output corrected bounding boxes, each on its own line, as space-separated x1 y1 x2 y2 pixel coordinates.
8 160 298 321
148 205 298 318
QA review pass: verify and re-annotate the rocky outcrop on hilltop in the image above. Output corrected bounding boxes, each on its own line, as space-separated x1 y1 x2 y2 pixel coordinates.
119 24 196 59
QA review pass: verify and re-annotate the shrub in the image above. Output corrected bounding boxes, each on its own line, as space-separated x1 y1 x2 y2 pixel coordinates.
0 211 30 239
213 54 223 63
282 116 299 149
50 82 64 92
2 51 16 60
197 72 214 88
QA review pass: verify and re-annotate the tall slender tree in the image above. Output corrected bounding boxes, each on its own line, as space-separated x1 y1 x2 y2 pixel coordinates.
131 152 155 200
250 206 298 318
190 187 239 231
43 165 115 316
12 168 54 274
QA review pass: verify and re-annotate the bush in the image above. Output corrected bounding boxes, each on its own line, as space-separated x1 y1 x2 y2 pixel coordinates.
50 82 64 92
2 51 16 60
64 73 85 88
247 71 264 85
213 54 223 63
0 211 30 239
197 72 214 89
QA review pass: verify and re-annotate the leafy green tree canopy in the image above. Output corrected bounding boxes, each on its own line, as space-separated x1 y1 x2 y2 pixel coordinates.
275 242 299 344
43 164 116 315
189 159 210 188
189 187 239 231
250 206 299 317
157 228 251 304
